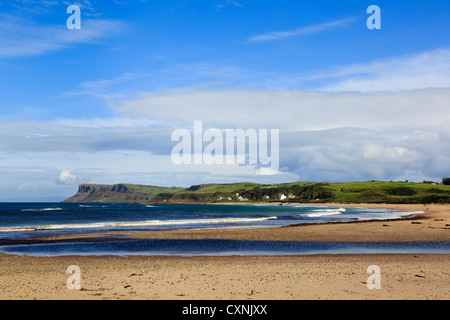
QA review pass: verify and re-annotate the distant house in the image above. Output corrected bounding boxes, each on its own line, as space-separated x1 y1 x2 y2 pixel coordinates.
262 195 270 200
288 193 295 199
217 196 232 201
237 196 249 201
278 194 287 201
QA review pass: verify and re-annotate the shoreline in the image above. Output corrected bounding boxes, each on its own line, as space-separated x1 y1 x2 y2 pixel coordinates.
101 203 450 243
1 202 448 244
0 203 448 300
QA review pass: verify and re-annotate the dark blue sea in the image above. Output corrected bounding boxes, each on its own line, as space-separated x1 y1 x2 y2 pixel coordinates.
0 202 448 256
0 202 421 235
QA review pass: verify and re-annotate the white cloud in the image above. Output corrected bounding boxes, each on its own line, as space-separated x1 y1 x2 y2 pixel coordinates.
0 15 127 58
63 73 144 99
219 48 450 93
108 87 450 131
363 144 412 162
247 18 355 43
0 119 175 153
317 48 450 92
0 150 292 199
286 128 448 183
63 0 94 11
50 117 159 129
215 0 243 9
78 73 141 91
57 169 78 185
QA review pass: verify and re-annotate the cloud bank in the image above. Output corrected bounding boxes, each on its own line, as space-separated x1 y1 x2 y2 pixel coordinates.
108 87 450 131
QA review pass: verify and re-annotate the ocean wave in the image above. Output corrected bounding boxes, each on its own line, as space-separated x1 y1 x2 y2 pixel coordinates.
20 207 63 212
356 210 425 221
0 216 278 232
305 208 346 218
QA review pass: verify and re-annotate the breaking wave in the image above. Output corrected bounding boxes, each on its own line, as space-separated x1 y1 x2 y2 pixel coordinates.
305 208 346 218
0 216 278 233
20 207 63 212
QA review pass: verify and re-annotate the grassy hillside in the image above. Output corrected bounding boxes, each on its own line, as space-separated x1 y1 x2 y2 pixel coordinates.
156 181 450 204
314 181 450 204
64 181 450 204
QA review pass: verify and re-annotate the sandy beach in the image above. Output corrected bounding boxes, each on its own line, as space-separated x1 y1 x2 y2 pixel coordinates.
0 203 448 300
0 254 448 300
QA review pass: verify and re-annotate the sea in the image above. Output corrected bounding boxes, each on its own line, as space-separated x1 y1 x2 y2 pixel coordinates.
0 202 448 256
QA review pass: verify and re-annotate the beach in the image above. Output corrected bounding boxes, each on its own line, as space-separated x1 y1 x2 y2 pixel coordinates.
0 203 448 300
0 254 448 300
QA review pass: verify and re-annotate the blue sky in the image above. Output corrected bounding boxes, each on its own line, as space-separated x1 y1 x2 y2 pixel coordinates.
1 0 450 200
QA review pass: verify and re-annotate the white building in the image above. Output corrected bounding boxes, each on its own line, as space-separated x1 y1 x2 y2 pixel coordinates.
217 196 232 201
278 194 287 201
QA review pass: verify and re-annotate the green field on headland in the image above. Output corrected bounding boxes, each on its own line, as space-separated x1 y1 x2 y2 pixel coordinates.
64 181 450 204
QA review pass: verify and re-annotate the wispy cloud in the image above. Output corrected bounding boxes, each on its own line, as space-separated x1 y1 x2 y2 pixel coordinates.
0 14 127 58
318 48 450 92
8 0 60 15
64 73 143 98
215 0 243 9
62 0 102 17
232 48 450 92
247 17 355 43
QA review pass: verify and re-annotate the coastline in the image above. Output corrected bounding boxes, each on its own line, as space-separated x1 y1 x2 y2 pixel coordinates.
95 203 450 243
7 202 448 244
0 203 448 300
5 202 448 244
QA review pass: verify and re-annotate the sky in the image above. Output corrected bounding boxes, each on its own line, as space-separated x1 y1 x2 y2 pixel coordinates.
0 0 450 201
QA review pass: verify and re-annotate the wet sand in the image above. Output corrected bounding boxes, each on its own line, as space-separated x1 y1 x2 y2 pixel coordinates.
0 203 448 300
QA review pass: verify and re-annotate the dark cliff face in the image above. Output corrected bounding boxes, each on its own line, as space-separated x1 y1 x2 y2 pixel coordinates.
65 184 131 202
78 185 94 193
77 184 128 193
185 184 209 191
111 184 128 193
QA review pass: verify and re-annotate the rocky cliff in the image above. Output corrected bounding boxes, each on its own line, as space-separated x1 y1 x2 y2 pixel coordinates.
64 181 450 204
64 184 183 203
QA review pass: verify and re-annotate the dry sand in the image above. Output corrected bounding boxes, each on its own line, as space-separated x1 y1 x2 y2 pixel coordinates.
0 254 448 300
0 203 448 300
